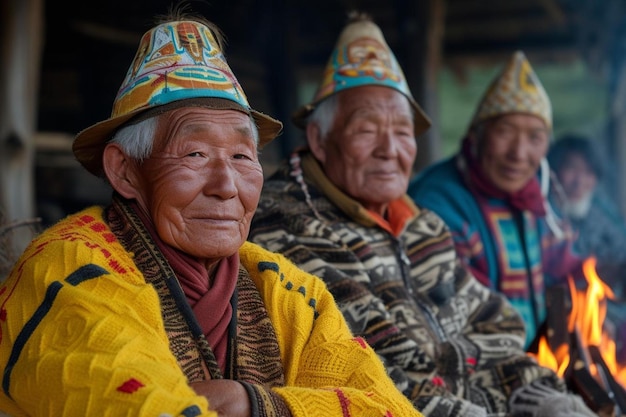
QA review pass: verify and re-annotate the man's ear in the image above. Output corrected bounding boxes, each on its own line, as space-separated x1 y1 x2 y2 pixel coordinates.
102 143 141 199
306 122 326 163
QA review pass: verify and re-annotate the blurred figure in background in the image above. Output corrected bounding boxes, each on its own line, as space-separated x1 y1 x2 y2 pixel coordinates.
548 134 626 362
548 133 626 267
408 51 582 350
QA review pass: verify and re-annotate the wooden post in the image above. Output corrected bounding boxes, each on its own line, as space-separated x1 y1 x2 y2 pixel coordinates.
0 0 43 270
608 57 626 217
262 0 302 175
395 0 445 172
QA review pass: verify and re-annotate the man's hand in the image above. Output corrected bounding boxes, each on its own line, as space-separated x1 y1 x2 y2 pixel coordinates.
190 379 251 417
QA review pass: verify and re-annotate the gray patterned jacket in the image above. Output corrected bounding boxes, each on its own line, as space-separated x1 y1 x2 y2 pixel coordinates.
249 150 567 417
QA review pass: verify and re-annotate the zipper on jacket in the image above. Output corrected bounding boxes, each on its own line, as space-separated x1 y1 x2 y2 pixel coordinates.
393 237 447 341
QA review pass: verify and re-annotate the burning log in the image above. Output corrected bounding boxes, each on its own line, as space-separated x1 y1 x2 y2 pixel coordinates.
529 265 626 416
567 327 616 416
528 285 574 376
545 284 572 366
589 345 626 414
568 360 615 417
531 287 612 412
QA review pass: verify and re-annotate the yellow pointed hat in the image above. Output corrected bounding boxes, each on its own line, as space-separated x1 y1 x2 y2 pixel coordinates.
292 14 431 135
73 19 283 176
470 50 552 129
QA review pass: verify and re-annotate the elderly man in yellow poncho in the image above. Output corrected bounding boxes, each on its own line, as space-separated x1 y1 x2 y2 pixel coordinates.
0 9 421 417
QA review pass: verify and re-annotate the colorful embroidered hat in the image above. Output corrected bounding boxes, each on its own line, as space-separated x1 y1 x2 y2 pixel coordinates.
292 14 431 135
73 19 283 176
470 50 552 129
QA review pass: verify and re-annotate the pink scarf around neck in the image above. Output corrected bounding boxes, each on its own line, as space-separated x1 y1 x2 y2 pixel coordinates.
131 201 237 373
460 135 546 216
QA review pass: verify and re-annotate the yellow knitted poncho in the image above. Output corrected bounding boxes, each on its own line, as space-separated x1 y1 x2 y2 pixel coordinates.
0 207 421 417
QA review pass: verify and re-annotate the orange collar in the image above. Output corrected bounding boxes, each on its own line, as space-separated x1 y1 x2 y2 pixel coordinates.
299 152 418 236
366 198 416 237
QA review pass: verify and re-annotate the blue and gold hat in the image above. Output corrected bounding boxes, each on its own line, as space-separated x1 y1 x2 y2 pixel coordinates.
470 50 552 129
292 15 431 135
73 19 283 176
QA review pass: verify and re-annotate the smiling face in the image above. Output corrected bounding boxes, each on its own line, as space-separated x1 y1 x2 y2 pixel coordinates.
123 107 263 267
309 85 416 215
475 113 550 193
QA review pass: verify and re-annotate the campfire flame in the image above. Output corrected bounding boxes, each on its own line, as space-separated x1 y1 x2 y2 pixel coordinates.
530 257 626 388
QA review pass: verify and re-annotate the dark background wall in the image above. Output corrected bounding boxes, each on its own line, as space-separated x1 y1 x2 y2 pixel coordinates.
30 0 626 226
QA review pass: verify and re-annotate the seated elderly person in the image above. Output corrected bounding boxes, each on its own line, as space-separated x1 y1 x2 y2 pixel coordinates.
0 12 421 417
249 13 596 417
548 134 626 361
548 133 626 267
408 51 583 350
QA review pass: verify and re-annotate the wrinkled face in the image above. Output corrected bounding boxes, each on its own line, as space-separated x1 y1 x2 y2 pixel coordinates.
557 152 597 203
476 113 550 193
314 86 416 215
129 108 263 265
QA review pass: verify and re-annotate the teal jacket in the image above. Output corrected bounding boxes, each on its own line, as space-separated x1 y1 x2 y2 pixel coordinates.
409 156 582 348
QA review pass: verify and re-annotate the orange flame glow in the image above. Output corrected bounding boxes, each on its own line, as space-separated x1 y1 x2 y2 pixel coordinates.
529 257 626 388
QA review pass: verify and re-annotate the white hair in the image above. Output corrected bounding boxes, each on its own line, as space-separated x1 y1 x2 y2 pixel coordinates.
248 115 261 146
110 117 157 162
307 95 339 140
109 111 260 162
307 91 415 141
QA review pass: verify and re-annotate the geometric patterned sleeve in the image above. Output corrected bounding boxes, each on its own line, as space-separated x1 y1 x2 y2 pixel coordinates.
239 242 424 417
0 208 216 417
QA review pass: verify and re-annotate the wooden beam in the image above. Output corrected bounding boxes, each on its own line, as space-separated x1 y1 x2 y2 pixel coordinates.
446 0 539 17
71 20 140 46
445 16 568 40
537 0 567 26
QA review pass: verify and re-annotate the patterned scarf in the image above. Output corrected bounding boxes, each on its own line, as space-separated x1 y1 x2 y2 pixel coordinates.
458 135 546 216
105 194 286 394
130 201 236 373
